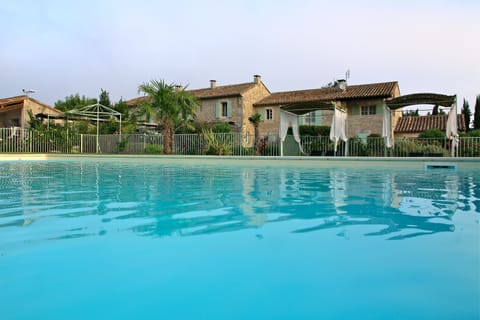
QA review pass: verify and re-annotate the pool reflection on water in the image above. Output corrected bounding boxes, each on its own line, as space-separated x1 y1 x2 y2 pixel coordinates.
0 161 478 319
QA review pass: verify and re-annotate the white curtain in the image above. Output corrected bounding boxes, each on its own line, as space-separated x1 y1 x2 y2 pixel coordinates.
280 110 304 154
329 107 347 152
446 101 458 157
382 105 394 148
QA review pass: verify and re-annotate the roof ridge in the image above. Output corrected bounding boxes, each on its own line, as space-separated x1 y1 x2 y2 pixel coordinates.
348 80 398 87
189 81 256 92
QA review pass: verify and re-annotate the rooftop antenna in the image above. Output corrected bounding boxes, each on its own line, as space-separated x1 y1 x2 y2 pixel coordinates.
345 69 350 81
22 89 36 97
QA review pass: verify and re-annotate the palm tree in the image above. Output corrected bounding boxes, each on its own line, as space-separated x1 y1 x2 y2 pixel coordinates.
138 80 198 154
248 112 263 155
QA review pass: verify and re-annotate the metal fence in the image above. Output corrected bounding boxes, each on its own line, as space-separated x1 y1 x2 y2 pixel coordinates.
1 128 479 157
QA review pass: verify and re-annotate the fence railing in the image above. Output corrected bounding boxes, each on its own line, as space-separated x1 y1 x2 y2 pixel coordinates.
1 128 479 157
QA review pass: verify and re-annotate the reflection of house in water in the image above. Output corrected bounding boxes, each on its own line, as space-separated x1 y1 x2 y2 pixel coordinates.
289 168 459 239
1 162 469 243
127 164 463 240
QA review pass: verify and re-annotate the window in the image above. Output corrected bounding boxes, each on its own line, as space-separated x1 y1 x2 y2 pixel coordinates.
216 101 231 118
11 118 20 127
361 105 376 115
221 102 228 117
305 111 315 124
266 108 273 120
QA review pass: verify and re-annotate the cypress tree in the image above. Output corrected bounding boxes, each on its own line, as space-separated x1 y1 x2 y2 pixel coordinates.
461 99 472 131
474 95 480 130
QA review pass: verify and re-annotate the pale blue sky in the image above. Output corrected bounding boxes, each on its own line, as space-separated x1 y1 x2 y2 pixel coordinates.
1 0 479 109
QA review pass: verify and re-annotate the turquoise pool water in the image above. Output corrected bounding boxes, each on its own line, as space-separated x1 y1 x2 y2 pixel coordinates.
0 160 479 319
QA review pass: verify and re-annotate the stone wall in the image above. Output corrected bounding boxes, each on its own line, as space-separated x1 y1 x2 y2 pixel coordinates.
255 106 279 136
194 82 270 136
195 96 243 132
347 114 384 137
241 82 270 136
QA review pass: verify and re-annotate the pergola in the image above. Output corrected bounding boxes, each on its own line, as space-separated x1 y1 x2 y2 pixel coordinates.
386 93 458 156
67 103 122 153
278 100 347 156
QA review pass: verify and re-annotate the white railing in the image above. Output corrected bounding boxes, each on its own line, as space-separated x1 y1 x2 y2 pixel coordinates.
1 128 479 157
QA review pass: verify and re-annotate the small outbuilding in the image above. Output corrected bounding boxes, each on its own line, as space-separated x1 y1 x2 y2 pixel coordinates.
394 114 466 138
0 95 64 129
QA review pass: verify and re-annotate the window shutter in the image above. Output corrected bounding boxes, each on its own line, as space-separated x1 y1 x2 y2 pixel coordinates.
376 104 383 115
215 102 220 118
227 101 232 117
352 105 360 116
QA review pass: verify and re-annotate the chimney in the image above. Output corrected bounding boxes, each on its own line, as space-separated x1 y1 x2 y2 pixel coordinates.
254 74 261 84
336 79 347 92
210 80 217 89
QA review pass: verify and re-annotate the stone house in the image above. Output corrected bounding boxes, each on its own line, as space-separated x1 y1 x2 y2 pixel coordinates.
0 95 64 129
253 81 401 137
127 77 401 138
126 75 270 136
188 75 270 136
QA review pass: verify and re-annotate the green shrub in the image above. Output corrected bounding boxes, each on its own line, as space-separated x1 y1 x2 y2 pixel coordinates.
118 139 127 152
419 129 445 139
367 135 385 156
299 125 331 136
348 137 368 156
467 129 480 137
394 139 445 156
145 143 163 154
202 129 232 155
212 122 232 133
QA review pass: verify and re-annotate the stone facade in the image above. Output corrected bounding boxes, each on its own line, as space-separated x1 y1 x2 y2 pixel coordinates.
192 76 270 136
239 81 271 136
127 79 401 139
195 97 243 129
252 81 401 138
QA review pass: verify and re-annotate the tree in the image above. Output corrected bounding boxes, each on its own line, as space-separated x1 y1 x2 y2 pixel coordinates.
248 112 263 155
99 89 111 108
55 94 97 112
474 95 480 130
461 98 472 131
402 109 419 116
137 79 198 154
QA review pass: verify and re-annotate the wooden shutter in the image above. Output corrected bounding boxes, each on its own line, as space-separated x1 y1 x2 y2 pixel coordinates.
351 105 360 116
227 101 232 117
215 102 220 118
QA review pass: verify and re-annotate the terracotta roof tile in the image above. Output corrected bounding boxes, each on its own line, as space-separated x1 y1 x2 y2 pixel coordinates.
126 82 259 106
394 114 466 133
125 96 147 106
0 95 62 115
189 82 258 99
254 81 398 106
0 95 28 107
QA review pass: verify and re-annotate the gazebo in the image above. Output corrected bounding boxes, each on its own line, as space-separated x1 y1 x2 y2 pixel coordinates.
279 100 347 156
67 103 122 153
386 93 458 156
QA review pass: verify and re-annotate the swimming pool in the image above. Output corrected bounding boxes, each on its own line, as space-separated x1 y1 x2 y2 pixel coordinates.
0 158 479 319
